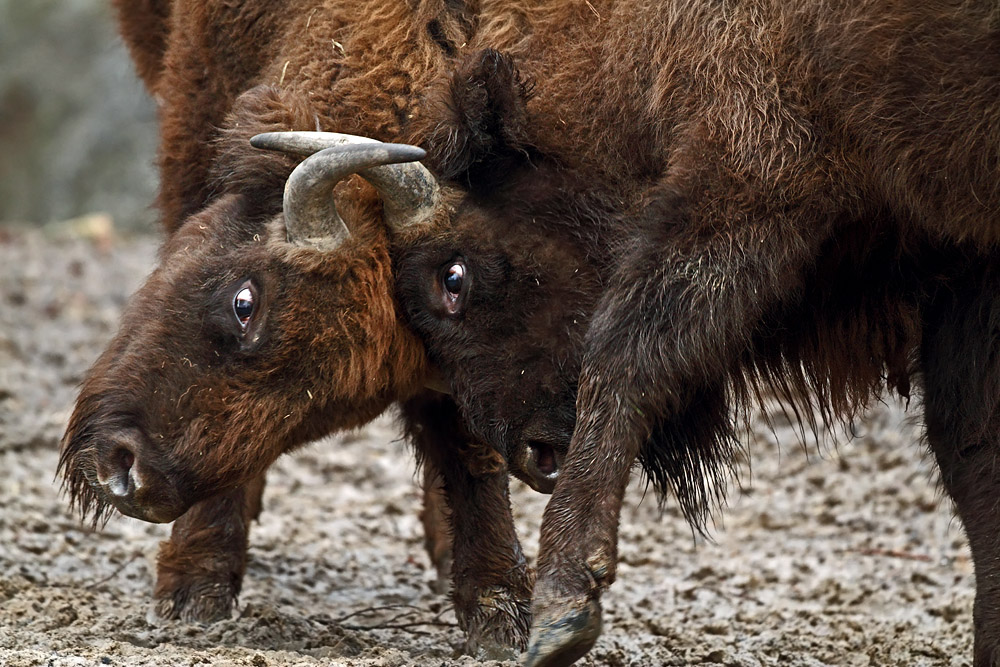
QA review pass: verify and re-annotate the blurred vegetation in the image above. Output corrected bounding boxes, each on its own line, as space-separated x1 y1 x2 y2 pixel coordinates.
0 0 159 230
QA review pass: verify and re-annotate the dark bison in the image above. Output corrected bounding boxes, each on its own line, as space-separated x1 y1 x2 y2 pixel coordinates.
379 2 1000 665
58 0 574 651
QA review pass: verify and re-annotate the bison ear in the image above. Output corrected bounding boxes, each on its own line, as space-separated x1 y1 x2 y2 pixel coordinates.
422 49 535 191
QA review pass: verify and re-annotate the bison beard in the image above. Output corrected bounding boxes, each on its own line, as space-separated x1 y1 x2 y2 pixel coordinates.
394 2 1000 666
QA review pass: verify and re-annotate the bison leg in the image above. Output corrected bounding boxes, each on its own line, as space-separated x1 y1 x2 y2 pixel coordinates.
151 472 267 623
401 393 533 657
525 187 824 666
921 260 1000 667
420 465 453 594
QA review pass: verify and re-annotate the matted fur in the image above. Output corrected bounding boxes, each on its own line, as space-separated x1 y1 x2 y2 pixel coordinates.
391 2 1000 663
405 0 1000 524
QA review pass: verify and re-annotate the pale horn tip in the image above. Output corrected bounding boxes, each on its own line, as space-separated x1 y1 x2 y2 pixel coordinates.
249 132 289 151
383 143 427 163
250 132 427 164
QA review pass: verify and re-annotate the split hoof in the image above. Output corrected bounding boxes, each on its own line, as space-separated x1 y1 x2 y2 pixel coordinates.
150 579 237 624
522 598 602 667
458 584 532 657
465 639 521 662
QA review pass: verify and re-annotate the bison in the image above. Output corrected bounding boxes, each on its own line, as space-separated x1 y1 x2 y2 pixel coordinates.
373 2 1000 666
57 0 583 652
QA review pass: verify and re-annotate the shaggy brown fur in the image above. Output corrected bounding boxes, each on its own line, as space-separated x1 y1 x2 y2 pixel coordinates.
110 0 171 94
391 2 1000 665
60 0 584 651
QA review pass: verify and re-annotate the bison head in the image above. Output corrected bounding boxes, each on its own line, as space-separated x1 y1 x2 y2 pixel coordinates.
59 89 438 524
394 199 601 493
392 50 612 493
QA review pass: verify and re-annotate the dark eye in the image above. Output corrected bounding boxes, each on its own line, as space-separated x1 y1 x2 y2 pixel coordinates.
233 282 255 329
443 263 465 296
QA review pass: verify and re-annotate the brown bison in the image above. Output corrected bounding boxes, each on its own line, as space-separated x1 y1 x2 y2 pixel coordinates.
379 1 1000 666
57 0 584 652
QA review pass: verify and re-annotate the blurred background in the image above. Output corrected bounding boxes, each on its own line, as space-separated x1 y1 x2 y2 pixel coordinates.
0 0 161 467
0 0 158 231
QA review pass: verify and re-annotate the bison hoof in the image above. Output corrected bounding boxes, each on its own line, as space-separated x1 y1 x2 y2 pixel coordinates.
458 584 532 659
522 598 602 667
149 579 237 625
467 639 521 662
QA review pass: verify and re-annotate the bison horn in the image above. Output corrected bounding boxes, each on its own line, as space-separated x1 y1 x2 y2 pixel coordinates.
250 131 440 243
250 131 378 156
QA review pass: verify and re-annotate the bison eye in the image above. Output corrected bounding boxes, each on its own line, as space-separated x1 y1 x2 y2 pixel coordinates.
233 282 255 329
443 263 465 296
438 260 468 316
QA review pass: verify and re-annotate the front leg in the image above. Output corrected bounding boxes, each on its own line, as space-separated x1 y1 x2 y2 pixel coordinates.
921 259 1000 667
420 464 453 594
152 472 266 623
401 392 534 657
526 183 825 666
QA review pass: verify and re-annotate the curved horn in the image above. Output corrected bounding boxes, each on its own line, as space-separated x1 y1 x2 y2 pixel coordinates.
250 130 379 156
280 143 427 249
252 131 440 234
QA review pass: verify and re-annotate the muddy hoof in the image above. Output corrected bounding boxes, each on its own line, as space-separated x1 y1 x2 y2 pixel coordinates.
522 598 601 667
149 579 237 624
467 639 521 662
458 584 532 657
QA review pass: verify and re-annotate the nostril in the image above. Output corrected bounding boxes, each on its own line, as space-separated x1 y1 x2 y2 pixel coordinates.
106 447 136 498
529 441 559 477
120 448 135 472
117 447 135 472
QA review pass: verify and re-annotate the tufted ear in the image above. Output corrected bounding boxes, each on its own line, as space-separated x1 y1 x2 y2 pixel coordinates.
208 85 319 213
420 49 535 191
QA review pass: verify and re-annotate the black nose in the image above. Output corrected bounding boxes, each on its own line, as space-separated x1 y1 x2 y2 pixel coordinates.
96 440 139 500
91 431 186 523
518 440 562 494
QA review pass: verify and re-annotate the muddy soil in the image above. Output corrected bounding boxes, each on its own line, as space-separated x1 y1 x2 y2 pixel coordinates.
0 225 974 666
